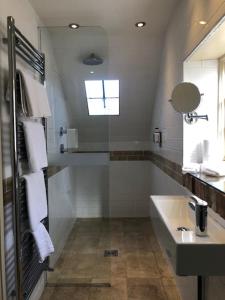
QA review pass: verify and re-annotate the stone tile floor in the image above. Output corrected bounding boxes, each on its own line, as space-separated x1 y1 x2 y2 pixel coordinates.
41 218 181 300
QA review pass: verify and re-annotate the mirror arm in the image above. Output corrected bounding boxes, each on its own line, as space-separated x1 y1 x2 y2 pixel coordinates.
187 113 208 121
184 112 208 124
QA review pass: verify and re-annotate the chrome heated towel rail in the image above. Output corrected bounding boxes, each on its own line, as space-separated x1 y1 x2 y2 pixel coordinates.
5 16 48 300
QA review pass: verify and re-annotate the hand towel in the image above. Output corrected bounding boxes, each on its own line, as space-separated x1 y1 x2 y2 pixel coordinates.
23 171 47 231
201 162 225 177
39 83 52 117
32 223 54 263
182 163 201 174
20 71 51 118
67 128 78 152
22 120 48 172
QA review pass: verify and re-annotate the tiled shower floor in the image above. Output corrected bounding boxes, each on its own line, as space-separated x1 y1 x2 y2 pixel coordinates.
41 218 181 300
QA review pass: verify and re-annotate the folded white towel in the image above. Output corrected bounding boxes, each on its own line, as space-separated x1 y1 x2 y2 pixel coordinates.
201 162 225 177
23 120 48 172
23 171 47 231
32 223 54 263
182 163 201 174
21 71 51 118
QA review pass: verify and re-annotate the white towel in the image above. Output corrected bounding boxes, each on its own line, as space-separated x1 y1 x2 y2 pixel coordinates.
182 163 201 174
67 128 78 152
23 171 47 231
23 120 48 172
32 223 54 263
21 71 51 118
201 162 225 177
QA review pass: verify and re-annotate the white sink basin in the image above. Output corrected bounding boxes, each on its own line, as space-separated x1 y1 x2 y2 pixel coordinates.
150 195 225 276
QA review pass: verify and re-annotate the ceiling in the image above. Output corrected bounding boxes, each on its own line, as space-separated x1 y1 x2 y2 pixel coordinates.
30 0 179 144
188 16 225 61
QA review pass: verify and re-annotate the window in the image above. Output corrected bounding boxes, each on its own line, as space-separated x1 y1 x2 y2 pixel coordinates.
218 56 225 160
85 80 119 115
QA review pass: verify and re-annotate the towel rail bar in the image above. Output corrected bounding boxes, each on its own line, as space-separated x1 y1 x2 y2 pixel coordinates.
16 49 44 75
15 36 44 65
14 27 44 62
15 43 44 70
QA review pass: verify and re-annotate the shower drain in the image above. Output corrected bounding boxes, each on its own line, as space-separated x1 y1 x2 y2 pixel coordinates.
177 226 191 232
104 249 119 257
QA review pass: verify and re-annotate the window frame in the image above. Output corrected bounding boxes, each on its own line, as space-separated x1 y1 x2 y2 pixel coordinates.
218 55 225 160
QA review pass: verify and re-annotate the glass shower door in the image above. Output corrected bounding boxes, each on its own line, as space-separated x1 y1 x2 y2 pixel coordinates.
39 25 112 287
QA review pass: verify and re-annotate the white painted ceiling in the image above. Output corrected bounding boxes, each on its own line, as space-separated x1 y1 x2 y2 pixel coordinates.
30 0 179 144
188 16 225 61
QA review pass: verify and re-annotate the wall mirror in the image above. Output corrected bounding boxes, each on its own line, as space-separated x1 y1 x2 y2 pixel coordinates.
170 82 201 113
170 82 208 124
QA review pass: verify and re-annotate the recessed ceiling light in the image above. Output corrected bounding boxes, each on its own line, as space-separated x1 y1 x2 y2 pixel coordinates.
135 22 146 28
69 23 80 29
90 71 94 74
199 20 207 25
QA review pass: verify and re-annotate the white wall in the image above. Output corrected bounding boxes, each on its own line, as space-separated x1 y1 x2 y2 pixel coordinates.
183 60 218 163
69 161 151 219
48 168 75 265
109 161 151 217
150 1 225 299
150 0 225 164
70 165 109 218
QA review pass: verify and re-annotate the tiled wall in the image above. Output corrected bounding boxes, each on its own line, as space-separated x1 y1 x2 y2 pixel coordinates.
69 166 109 218
48 168 75 265
69 151 151 219
109 161 151 217
183 60 219 163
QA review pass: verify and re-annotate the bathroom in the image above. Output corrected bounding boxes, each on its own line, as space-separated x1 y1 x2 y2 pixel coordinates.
1 0 225 299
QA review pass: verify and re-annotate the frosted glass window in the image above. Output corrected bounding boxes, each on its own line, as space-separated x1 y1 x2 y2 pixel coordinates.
104 80 119 98
87 99 106 115
85 80 119 115
85 80 103 98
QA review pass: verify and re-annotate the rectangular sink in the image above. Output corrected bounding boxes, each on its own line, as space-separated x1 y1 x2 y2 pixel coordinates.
150 196 225 276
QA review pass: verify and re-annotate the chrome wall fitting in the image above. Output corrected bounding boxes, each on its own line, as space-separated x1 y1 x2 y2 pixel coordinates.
59 127 67 136
60 144 68 153
184 111 208 125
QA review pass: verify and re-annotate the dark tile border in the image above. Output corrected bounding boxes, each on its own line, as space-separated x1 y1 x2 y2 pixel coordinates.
110 151 151 161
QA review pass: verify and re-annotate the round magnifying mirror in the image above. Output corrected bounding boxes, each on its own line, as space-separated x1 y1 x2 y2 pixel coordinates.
170 82 201 113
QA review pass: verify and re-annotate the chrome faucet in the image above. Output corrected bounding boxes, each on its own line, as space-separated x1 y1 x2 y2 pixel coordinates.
189 195 208 237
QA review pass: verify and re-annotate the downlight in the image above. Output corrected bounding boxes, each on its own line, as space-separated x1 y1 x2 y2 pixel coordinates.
69 23 80 29
135 22 146 28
